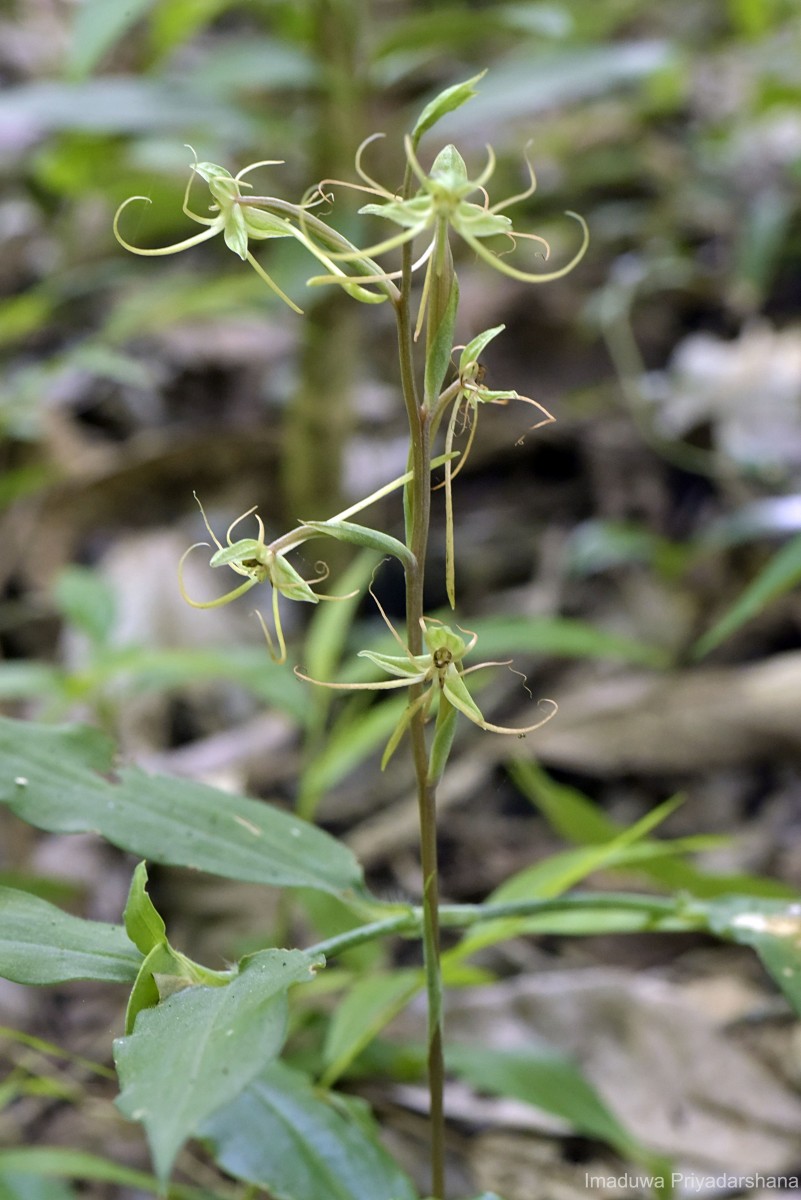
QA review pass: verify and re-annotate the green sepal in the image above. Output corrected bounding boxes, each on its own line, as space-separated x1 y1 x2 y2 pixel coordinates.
222 202 249 261
358 650 428 679
452 205 513 238
209 538 266 569
301 520 415 569
272 554 320 602
358 197 431 228
430 145 469 191
411 70 487 146
442 668 485 725
459 325 505 373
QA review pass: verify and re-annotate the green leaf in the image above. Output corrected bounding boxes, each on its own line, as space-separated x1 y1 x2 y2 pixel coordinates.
693 896 801 1016
0 718 367 900
0 1148 214 1197
447 1044 654 1165
0 886 141 985
123 861 166 955
424 274 459 405
115 948 321 1184
199 1060 418 1200
510 761 796 899
322 970 421 1085
466 614 669 667
67 0 157 80
692 531 801 658
411 70 487 145
301 520 414 568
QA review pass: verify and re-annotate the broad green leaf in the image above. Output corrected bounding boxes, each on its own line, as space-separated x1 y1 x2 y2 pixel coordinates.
115 949 321 1183
322 970 421 1085
0 718 367 900
0 886 141 985
0 1148 214 1197
411 70 486 145
692 531 801 658
447 1044 657 1167
693 896 801 1016
199 1060 418 1200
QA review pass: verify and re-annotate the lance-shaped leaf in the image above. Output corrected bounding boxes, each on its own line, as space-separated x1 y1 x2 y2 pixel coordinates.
411 70 487 145
199 1059 418 1200
0 718 367 900
0 885 141 985
300 519 415 569
114 948 321 1184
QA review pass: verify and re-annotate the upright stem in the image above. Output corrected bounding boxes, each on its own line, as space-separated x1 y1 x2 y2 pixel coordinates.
395 223 445 1197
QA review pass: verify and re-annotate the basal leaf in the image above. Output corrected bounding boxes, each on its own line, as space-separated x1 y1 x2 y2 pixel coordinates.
0 886 141 986
199 1060 418 1200
114 948 321 1183
0 718 367 900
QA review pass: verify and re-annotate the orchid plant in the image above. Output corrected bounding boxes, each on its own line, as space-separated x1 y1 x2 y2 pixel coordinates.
110 72 589 1198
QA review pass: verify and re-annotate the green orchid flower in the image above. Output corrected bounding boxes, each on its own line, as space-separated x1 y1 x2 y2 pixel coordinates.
306 134 588 303
433 325 555 607
114 150 387 312
179 495 344 664
296 609 556 770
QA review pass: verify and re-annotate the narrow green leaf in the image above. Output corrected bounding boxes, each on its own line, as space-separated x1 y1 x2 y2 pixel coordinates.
199 1060 418 1200
0 1147 214 1197
323 970 421 1085
465 614 670 667
693 896 801 1016
411 70 487 145
692 531 801 658
424 275 459 405
302 520 414 568
447 1044 655 1165
115 949 321 1183
0 886 141 985
0 718 366 899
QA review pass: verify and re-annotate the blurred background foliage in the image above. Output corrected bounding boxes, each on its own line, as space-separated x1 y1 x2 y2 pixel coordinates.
2 1 801 1194
1 0 800 821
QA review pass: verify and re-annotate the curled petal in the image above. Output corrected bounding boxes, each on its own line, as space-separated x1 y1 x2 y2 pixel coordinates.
477 697 558 736
460 212 588 285
293 667 428 691
244 250 303 313
488 147 538 215
113 196 221 256
253 589 287 663
178 543 259 609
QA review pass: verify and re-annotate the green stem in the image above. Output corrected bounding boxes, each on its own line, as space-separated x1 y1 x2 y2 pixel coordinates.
305 892 701 960
393 184 445 1198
